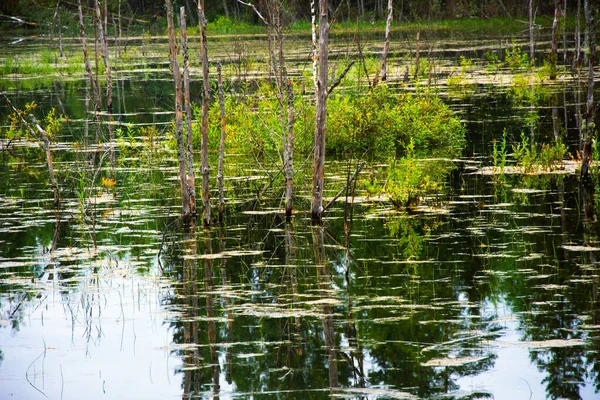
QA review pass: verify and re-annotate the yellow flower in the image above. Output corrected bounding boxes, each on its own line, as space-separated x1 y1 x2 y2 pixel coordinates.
101 177 117 189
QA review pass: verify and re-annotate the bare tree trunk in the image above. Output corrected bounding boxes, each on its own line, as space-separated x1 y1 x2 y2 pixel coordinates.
217 64 226 217
575 0 581 69
50 1 61 49
198 0 211 227
381 0 393 81
414 31 420 79
267 0 295 219
180 6 197 216
311 0 318 95
550 6 558 79
95 0 116 174
58 14 63 57
166 0 191 216
118 0 122 57
529 0 534 64
581 0 596 178
496 0 511 18
77 0 102 154
311 0 330 223
104 0 108 37
562 0 567 64
184 0 198 24
94 22 100 85
112 13 119 58
285 75 295 219
222 0 230 19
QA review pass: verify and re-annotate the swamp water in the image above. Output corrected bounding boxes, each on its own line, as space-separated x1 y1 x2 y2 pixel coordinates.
0 28 599 399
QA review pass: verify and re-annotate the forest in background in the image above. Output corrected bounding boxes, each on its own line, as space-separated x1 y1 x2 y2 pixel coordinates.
1 0 570 29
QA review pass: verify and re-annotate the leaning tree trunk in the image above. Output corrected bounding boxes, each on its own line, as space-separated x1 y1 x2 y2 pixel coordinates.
198 0 211 227
166 0 191 216
179 6 197 216
580 0 596 178
311 0 330 223
381 0 393 82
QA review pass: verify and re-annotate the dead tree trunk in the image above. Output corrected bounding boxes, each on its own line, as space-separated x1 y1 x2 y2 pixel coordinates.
179 6 197 216
580 0 596 178
575 0 581 70
311 0 330 223
562 0 567 64
529 0 535 64
414 31 420 79
381 0 393 82
222 0 230 19
311 0 318 95
77 0 100 107
58 14 63 57
198 0 211 227
217 64 226 217
166 0 191 216
550 6 559 79
285 77 295 219
77 0 102 156
95 0 116 174
50 1 61 50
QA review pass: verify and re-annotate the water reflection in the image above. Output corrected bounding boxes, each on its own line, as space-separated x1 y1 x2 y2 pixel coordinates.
2 33 600 399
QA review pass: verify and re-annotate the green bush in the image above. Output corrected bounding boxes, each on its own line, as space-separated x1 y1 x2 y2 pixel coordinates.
327 86 465 159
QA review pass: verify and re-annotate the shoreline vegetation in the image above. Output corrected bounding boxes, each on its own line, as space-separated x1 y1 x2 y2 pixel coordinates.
0 1 597 216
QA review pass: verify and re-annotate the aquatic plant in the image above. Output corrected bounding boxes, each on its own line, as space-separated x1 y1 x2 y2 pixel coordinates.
505 40 530 70
492 128 508 176
512 131 566 172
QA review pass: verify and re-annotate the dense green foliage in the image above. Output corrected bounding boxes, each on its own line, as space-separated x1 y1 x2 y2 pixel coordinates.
0 0 568 35
195 84 464 161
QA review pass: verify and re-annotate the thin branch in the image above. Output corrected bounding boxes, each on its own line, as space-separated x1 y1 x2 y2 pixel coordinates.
236 0 268 25
323 161 364 212
328 60 355 96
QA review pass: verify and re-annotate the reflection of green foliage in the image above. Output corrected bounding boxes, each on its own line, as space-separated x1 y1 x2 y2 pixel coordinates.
385 139 460 207
386 215 425 260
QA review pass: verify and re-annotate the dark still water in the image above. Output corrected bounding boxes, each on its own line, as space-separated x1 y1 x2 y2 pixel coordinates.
1 32 600 399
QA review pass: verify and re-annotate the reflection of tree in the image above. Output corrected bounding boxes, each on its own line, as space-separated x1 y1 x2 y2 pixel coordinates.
181 221 200 399
313 226 338 389
203 231 220 399
484 181 599 400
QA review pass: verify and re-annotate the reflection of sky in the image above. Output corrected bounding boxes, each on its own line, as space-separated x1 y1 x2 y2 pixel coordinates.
457 298 597 399
0 272 182 399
